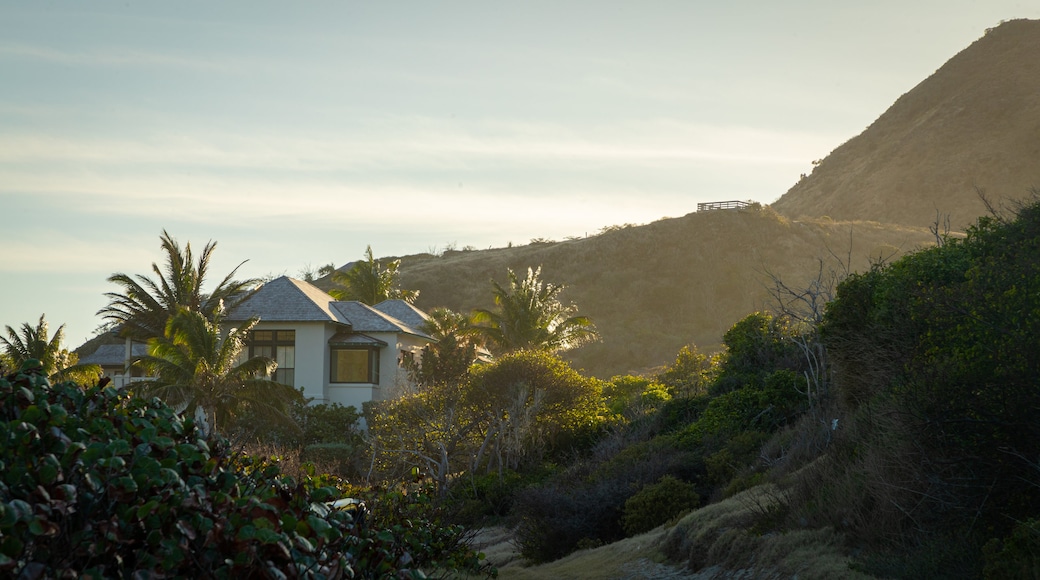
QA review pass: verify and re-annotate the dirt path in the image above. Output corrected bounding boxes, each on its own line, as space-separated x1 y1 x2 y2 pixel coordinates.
468 526 715 579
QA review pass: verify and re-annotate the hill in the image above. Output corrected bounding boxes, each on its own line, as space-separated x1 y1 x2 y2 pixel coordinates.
385 207 934 378
772 18 1040 230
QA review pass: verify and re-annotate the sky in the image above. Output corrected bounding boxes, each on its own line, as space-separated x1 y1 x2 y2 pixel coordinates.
1 1 1038 349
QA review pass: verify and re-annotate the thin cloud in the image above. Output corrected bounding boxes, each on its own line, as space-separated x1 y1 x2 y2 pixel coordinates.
0 42 239 72
0 117 837 170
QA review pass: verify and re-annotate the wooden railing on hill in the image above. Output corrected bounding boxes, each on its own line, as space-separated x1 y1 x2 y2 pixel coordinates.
697 200 752 212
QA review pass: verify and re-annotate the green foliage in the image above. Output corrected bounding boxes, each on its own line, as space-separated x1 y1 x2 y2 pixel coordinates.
0 361 490 577
468 350 605 466
330 245 419 305
676 369 807 448
983 519 1040 579
359 480 494 577
653 344 715 398
813 198 1040 573
713 312 802 395
134 308 304 435
472 266 597 354
653 395 711 433
403 307 480 389
302 443 364 479
369 350 604 490
620 475 700 536
296 402 365 447
447 468 547 525
704 431 770 489
602 375 671 417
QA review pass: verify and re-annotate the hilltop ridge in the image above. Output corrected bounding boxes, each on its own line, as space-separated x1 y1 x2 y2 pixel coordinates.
394 208 934 377
772 18 1040 229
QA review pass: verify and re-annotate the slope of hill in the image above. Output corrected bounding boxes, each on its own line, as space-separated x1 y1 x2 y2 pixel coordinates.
772 18 1040 230
389 207 934 378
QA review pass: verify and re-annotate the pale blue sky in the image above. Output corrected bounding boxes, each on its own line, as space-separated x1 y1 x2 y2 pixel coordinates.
1 1 1037 347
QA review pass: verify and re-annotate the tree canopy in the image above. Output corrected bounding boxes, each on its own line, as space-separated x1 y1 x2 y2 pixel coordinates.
403 307 481 390
99 230 258 341
329 246 418 305
1 314 99 383
472 266 597 354
133 308 302 436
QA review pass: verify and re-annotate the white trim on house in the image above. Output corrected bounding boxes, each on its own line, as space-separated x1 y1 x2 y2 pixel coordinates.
226 276 433 410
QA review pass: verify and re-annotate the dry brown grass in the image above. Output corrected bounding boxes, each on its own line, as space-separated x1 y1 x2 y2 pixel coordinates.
772 19 1040 231
376 207 935 379
661 484 877 579
234 441 346 482
483 525 680 580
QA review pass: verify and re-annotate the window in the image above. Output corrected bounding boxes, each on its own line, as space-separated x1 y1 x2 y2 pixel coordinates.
246 330 295 386
330 347 380 384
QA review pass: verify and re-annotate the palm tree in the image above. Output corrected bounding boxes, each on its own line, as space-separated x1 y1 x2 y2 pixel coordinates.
472 267 597 354
405 307 482 388
133 308 303 436
1 315 101 383
329 245 419 305
99 230 259 341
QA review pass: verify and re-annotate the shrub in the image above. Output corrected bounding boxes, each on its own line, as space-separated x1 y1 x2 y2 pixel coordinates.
602 374 671 418
512 475 630 563
621 475 700 536
983 519 1040 580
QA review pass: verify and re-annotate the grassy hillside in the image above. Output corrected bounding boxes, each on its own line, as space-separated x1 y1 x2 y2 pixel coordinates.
384 206 934 378
772 19 1040 230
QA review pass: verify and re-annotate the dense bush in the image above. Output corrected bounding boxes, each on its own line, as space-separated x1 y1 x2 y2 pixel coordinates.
711 312 802 395
512 474 630 563
983 519 1040 580
509 311 821 564
0 360 491 578
367 351 604 491
653 345 715 398
601 374 670 418
806 198 1040 575
620 475 700 536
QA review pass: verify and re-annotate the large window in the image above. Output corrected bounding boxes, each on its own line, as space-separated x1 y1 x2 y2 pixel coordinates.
246 330 295 386
330 347 380 384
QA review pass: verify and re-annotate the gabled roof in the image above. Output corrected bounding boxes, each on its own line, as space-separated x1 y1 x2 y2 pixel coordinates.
227 276 348 323
79 343 148 366
372 300 431 330
331 301 432 339
226 276 433 340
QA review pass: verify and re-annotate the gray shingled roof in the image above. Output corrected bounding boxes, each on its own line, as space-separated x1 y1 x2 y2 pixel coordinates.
227 276 348 323
226 276 432 340
79 343 148 366
330 302 432 339
372 300 431 330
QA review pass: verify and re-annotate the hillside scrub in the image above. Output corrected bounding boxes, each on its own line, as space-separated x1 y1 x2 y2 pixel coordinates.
509 312 817 563
773 197 1040 577
492 193 1040 574
365 351 604 493
0 361 491 577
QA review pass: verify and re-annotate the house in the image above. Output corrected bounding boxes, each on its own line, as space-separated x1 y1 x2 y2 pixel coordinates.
78 342 150 389
225 276 434 411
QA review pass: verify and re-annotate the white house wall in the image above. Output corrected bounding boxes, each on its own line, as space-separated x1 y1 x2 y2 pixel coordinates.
252 321 328 404
249 322 429 413
324 325 375 411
